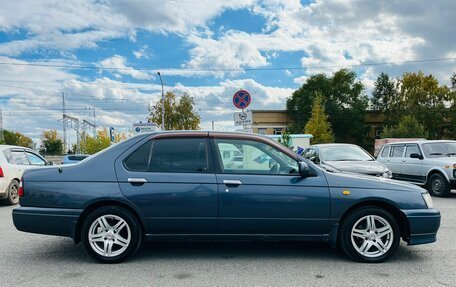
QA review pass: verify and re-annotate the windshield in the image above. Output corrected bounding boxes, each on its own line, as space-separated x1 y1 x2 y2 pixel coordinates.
320 145 374 161
422 142 456 158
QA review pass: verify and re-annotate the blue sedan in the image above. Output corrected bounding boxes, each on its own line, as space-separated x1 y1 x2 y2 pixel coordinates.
12 131 440 263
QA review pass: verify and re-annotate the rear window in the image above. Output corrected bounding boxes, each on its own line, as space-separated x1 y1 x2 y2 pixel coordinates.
390 146 404 157
380 146 390 157
68 155 88 161
124 138 210 173
3 150 13 163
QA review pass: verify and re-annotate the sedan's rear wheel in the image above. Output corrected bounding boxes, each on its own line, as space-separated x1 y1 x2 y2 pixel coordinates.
81 206 142 263
340 206 400 263
5 180 20 205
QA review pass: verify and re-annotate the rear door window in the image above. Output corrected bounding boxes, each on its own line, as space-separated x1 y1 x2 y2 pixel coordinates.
124 138 211 173
390 145 405 157
11 150 29 165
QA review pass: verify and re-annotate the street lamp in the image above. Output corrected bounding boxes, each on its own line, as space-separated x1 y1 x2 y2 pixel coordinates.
157 71 165 130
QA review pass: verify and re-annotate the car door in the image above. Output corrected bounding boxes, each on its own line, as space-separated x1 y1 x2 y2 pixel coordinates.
115 136 218 234
213 137 331 236
388 145 405 178
400 144 425 183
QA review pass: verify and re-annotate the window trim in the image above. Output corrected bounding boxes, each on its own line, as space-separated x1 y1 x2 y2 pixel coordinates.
212 138 300 176
123 137 214 174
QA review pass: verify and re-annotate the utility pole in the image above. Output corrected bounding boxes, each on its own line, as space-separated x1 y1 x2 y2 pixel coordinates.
157 71 165 130
61 82 67 153
212 121 215 131
0 105 4 143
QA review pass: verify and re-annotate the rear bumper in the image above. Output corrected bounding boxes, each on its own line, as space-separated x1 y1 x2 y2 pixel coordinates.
401 208 441 245
12 206 82 239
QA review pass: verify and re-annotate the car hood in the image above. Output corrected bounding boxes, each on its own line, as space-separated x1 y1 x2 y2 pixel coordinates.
323 160 388 174
424 157 456 164
324 170 425 192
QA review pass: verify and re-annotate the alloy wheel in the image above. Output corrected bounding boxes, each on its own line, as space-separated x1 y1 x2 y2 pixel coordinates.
350 215 394 258
88 214 131 257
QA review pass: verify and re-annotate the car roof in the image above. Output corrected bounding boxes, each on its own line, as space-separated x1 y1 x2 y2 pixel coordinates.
0 145 34 151
383 140 456 146
310 143 360 148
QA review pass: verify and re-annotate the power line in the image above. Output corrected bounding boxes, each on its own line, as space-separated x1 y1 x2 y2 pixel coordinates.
0 57 455 72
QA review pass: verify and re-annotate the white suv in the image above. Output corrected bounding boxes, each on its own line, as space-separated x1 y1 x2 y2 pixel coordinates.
0 145 51 205
377 140 456 197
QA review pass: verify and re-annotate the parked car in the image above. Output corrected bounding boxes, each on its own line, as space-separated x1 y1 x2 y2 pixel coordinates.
62 154 90 164
0 145 52 205
377 140 456 197
301 144 392 178
13 132 440 263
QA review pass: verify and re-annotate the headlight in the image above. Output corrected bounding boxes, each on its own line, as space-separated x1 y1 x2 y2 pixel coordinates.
382 170 392 178
422 193 434 209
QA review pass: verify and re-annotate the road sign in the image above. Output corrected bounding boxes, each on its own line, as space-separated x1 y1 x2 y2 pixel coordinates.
133 122 159 133
234 111 252 126
233 90 251 109
109 127 115 142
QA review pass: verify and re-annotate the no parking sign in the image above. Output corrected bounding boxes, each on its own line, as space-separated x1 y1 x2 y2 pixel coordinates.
233 90 251 109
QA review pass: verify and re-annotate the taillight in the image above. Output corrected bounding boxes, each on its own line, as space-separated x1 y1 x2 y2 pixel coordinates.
18 178 24 197
0 167 3 177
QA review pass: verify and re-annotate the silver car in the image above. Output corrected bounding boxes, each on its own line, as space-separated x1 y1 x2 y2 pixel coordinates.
301 143 392 178
377 140 456 197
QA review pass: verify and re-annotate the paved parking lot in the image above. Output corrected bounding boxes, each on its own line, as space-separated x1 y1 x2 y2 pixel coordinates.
1 194 455 287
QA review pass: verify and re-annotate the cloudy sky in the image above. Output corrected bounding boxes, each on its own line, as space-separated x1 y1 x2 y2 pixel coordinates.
0 0 455 144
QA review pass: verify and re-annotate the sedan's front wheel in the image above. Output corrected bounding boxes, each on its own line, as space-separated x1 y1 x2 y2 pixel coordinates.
340 207 400 263
81 206 142 263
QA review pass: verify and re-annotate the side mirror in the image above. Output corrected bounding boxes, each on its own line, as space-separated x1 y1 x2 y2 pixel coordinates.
410 153 423 160
309 156 319 164
298 161 310 177
46 161 54 166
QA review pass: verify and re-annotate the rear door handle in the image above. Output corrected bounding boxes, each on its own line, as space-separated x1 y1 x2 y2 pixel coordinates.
223 179 242 186
128 178 147 185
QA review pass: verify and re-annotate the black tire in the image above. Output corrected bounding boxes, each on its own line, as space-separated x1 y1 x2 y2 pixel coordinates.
339 206 400 263
5 180 20 205
427 173 451 197
81 206 142 263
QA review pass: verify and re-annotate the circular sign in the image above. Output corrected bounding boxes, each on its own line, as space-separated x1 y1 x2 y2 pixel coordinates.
233 90 251 109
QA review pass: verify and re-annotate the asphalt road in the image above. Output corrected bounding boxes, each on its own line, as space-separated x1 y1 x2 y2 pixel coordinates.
1 194 455 287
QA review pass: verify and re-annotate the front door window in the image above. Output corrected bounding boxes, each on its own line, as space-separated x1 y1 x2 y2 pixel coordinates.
215 139 298 175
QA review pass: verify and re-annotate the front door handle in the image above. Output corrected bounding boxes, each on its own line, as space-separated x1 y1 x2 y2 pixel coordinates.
128 178 147 185
223 179 242 186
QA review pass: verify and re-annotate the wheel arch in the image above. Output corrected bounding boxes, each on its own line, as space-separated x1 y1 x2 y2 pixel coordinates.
426 168 450 183
333 200 410 246
74 199 146 244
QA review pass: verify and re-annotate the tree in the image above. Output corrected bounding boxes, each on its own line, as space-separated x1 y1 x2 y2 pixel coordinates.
381 115 428 139
395 71 450 139
79 129 127 155
277 131 291 148
304 93 334 144
1 130 33 148
371 72 397 122
148 92 200 130
40 130 63 155
286 69 368 143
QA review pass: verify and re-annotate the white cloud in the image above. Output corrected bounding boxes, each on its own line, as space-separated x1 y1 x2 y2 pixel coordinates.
99 55 154 80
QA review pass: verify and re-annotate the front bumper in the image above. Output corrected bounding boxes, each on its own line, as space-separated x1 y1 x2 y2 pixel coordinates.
402 208 441 245
12 207 82 239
